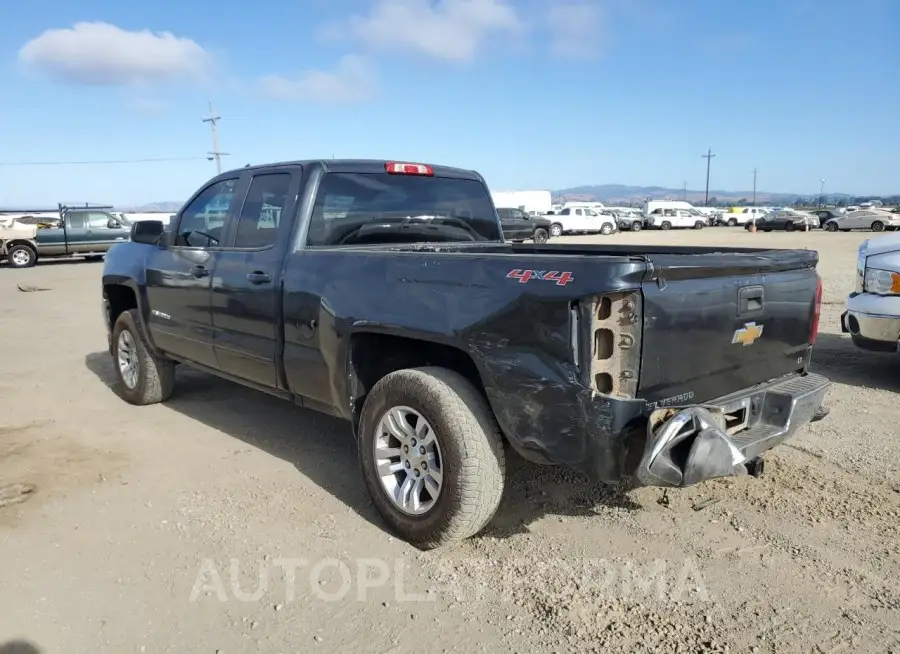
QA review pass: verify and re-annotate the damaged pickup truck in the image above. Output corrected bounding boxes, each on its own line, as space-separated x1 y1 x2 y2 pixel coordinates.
100 159 830 549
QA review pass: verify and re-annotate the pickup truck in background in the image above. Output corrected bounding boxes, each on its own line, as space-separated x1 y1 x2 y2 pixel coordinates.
497 207 551 243
842 234 900 351
100 159 830 549
1 204 130 268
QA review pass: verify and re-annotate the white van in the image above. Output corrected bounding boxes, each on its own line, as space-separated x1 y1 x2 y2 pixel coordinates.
645 208 707 230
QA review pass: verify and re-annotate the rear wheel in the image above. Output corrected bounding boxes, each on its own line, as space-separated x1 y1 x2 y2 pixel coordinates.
600 223 614 235
631 221 642 231
785 222 794 232
825 221 838 232
550 223 563 237
358 367 505 550
660 221 672 230
872 221 885 232
7 244 37 269
532 228 548 244
111 309 176 405
727 218 738 226
693 221 705 229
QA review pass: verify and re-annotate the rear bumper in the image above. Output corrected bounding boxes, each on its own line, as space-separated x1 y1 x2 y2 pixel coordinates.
633 372 830 488
841 293 900 352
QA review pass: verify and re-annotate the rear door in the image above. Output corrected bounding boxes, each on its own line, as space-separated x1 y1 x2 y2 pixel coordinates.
64 212 89 252
207 168 301 389
637 249 819 404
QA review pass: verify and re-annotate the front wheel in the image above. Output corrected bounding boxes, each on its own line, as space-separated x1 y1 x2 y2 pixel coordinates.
785 222 794 232
358 367 506 550
550 223 563 237
600 223 614 235
631 221 642 231
111 309 176 405
693 221 705 229
872 221 885 232
825 222 838 232
532 228 549 244
728 218 738 226
6 244 37 269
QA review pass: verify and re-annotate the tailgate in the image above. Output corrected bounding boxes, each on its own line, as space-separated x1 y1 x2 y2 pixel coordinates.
637 249 820 404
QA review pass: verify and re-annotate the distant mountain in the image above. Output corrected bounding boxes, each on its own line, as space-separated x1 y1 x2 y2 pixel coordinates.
123 201 183 213
553 184 818 206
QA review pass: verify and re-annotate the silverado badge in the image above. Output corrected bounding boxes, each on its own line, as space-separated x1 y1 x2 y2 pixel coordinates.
732 322 764 346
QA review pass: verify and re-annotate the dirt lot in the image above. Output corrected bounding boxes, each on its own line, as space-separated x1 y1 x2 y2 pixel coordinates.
1 229 898 653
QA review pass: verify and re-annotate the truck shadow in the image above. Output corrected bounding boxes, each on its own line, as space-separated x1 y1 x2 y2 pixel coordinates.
810 332 900 393
0 641 41 654
84 352 640 542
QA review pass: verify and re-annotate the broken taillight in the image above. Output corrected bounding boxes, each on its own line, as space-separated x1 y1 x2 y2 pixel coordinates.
810 275 823 345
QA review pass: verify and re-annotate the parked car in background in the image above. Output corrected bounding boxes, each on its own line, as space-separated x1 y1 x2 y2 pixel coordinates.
811 208 845 228
721 207 769 226
614 208 645 231
547 206 617 237
823 209 900 233
842 234 900 351
497 207 551 243
645 208 707 230
745 209 816 232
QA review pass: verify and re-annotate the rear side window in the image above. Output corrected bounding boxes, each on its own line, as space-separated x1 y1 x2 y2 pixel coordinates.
234 173 291 249
307 173 501 246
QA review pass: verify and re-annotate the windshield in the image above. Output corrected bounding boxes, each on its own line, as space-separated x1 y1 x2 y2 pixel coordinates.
307 173 501 246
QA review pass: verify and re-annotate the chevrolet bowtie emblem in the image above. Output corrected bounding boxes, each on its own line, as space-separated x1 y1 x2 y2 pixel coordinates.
732 322 764 346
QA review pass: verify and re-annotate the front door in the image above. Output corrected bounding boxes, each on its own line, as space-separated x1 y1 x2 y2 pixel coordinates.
84 212 130 251
144 177 243 368
208 169 300 389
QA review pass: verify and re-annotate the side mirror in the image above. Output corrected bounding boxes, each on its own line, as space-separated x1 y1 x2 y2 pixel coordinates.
108 219 121 229
130 220 164 245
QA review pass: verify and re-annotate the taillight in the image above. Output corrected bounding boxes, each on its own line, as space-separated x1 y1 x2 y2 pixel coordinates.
385 162 434 176
810 275 822 344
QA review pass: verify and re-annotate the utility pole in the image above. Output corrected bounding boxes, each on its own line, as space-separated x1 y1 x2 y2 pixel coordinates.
702 147 715 205
819 178 826 207
752 168 757 206
682 180 687 201
202 102 228 174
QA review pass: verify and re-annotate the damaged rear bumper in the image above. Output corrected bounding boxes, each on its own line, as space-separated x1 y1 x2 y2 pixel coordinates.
634 372 830 488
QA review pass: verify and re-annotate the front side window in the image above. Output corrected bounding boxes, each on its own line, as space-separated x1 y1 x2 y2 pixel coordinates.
175 179 238 247
233 173 291 249
307 172 501 246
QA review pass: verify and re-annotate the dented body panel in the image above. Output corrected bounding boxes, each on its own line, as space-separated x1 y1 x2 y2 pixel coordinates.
101 160 830 486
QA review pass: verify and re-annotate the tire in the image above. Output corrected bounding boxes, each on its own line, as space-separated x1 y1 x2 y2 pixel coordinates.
660 221 672 230
825 222 838 232
600 223 614 235
785 222 794 232
357 367 505 550
872 221 884 232
6 244 37 269
550 223 563 237
631 221 642 232
727 218 738 226
693 221 705 230
532 228 548 244
111 309 176 405
84 255 104 262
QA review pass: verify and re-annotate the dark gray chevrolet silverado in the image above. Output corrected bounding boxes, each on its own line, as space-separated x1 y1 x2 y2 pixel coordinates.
100 159 830 549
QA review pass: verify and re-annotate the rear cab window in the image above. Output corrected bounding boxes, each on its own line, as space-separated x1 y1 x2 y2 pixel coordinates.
306 169 501 246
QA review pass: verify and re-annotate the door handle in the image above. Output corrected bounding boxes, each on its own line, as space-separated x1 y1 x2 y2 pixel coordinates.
190 265 209 278
246 272 272 285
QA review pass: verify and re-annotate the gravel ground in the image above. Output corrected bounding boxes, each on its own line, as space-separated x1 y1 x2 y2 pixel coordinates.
1 228 898 653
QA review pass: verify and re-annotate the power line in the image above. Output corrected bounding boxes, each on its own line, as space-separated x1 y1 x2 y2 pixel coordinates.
701 147 715 205
203 101 229 174
0 156 208 166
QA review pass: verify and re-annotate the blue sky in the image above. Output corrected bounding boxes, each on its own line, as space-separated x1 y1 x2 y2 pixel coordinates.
0 0 897 206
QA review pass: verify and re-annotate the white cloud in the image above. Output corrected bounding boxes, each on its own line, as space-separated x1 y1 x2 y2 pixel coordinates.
18 22 212 86
328 0 524 62
259 55 376 103
546 2 605 58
